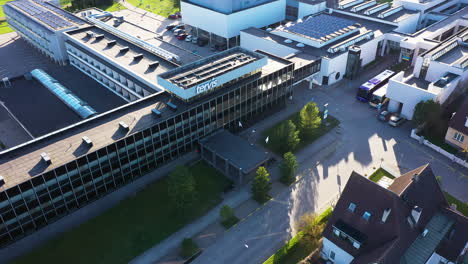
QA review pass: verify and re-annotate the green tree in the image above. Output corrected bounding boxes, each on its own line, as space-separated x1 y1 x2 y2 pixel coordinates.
251 166 271 203
413 99 442 127
168 165 197 211
296 213 324 249
270 120 300 154
299 102 322 139
280 152 299 185
220 205 235 223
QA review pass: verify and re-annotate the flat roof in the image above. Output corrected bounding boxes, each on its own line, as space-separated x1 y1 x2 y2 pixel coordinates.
337 2 417 23
278 14 358 43
6 0 86 31
0 52 291 191
405 76 431 90
162 49 263 89
242 12 395 58
436 45 468 65
200 130 270 174
64 25 177 90
102 18 202 65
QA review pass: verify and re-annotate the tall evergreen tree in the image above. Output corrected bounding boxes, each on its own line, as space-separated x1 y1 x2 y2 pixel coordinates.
280 152 298 185
251 166 271 203
168 165 197 212
299 102 322 139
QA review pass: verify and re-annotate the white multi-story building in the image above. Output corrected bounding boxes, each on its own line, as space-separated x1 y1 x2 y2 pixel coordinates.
3 0 88 64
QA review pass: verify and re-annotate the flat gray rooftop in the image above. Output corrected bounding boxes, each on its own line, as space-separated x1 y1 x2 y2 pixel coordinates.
436 45 468 65
338 3 417 23
64 25 178 90
200 130 270 174
405 76 431 90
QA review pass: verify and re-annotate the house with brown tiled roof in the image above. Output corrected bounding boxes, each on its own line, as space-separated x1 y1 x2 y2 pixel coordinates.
321 164 468 264
445 98 468 151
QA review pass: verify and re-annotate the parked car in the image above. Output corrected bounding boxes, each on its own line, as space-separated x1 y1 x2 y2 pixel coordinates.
378 110 390 121
173 24 185 30
173 29 184 35
168 14 178 19
197 38 208 47
388 114 406 127
175 12 182 18
185 35 192 42
165 24 176 31
191 36 198 44
177 33 187 40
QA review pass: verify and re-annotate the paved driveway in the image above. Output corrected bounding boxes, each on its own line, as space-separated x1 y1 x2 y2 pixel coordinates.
191 62 468 264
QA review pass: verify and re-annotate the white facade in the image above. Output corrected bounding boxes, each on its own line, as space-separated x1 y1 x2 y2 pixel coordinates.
321 237 354 264
240 31 299 57
298 1 327 19
181 0 286 39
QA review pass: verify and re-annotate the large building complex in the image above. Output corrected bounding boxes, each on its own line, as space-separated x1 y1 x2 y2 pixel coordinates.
0 47 304 247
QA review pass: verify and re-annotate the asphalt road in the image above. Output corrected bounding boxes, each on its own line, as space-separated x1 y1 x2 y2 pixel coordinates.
191 61 468 264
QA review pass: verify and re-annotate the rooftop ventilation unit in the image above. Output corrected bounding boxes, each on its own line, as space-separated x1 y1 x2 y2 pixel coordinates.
266 27 273 31
95 34 104 40
148 61 159 69
119 121 129 131
364 3 390 15
107 40 116 47
351 0 376 12
82 136 93 146
339 0 364 9
133 53 144 61
86 32 95 38
119 46 129 54
378 6 403 18
167 102 178 111
41 152 52 165
284 39 293 44
152 108 162 117
296 43 305 48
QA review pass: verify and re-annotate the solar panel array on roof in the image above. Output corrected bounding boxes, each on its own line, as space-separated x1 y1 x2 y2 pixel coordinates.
9 0 82 29
284 14 356 41
31 0 85 25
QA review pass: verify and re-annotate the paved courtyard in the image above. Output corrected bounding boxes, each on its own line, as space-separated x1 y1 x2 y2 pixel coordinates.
189 59 468 264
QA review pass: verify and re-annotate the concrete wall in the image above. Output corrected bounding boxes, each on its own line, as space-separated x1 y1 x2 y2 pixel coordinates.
426 60 465 82
445 127 468 150
360 36 381 66
395 11 421 34
182 0 286 38
321 238 354 264
386 72 437 119
186 0 277 13
240 31 299 57
298 1 326 18
320 52 348 85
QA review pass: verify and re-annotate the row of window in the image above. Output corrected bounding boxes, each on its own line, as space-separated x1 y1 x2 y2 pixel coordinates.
0 66 293 246
348 202 371 221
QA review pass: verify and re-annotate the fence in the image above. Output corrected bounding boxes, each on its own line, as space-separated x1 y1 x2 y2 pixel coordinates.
410 129 468 168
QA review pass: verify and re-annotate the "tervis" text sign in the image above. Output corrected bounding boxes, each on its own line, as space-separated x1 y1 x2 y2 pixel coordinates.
196 78 218 94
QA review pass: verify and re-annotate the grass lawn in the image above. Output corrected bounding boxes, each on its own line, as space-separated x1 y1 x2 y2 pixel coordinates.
14 161 231 264
444 192 468 217
263 207 332 264
0 20 12 34
261 111 340 155
100 1 127 12
369 168 395 183
125 0 179 17
59 0 71 8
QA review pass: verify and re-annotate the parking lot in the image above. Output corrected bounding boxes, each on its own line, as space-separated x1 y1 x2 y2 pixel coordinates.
0 65 126 138
110 9 217 60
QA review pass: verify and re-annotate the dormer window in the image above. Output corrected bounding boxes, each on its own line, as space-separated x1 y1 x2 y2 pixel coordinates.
363 211 371 221
348 202 356 212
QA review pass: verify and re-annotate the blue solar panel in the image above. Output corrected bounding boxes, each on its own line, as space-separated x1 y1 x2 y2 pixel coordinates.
285 14 356 40
10 0 81 29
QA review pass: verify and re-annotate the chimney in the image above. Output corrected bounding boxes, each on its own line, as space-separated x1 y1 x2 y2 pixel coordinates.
411 206 422 224
412 173 419 182
382 208 391 223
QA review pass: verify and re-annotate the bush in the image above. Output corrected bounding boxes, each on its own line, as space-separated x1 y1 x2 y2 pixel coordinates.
252 167 272 203
181 238 199 259
168 165 197 212
280 152 299 185
299 102 321 139
220 205 239 229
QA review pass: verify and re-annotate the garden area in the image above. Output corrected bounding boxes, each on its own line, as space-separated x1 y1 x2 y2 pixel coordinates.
261 102 340 155
125 0 179 17
263 207 333 264
444 192 468 217
368 168 395 182
14 161 232 264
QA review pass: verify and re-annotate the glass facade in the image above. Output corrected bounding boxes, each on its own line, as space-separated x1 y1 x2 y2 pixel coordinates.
0 63 296 247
